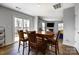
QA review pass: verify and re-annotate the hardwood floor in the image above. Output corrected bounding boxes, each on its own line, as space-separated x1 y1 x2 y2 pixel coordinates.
0 39 78 55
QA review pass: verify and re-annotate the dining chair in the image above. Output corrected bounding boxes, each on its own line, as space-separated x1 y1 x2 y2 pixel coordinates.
28 31 47 55
18 30 28 55
47 31 60 55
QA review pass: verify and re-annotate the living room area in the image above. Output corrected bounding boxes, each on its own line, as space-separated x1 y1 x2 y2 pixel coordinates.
0 3 79 55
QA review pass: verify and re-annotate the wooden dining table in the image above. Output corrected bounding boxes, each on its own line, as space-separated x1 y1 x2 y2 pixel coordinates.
24 31 55 41
36 31 55 40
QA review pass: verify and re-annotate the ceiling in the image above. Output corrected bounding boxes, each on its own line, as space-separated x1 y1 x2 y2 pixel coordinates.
0 3 74 21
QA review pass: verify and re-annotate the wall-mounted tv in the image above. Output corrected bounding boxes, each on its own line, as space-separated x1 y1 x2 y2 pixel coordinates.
47 23 54 27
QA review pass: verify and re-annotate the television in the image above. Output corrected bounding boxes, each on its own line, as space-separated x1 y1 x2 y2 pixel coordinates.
47 23 54 27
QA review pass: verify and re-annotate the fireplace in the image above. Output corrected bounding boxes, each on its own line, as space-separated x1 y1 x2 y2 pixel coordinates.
49 29 53 32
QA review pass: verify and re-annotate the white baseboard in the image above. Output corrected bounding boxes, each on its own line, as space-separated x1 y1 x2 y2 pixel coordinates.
63 42 74 47
74 45 79 53
4 42 16 46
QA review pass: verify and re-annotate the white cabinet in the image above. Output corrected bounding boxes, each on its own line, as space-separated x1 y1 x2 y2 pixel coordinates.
0 26 5 47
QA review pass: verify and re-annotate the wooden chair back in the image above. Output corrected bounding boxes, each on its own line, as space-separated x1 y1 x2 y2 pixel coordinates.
18 30 24 41
28 31 36 43
56 31 61 41
28 31 47 54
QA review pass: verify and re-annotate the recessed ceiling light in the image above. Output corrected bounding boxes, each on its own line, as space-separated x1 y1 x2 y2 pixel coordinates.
16 7 21 10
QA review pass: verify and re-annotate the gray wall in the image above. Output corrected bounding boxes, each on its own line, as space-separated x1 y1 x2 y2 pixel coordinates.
34 16 38 31
38 17 46 31
34 16 46 32
0 6 35 45
63 7 75 46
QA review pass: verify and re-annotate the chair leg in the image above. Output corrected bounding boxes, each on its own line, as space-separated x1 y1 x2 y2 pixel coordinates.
57 44 59 54
28 44 30 55
23 42 25 55
26 41 27 47
18 41 20 52
42 51 46 55
51 44 52 50
35 50 38 55
55 45 57 55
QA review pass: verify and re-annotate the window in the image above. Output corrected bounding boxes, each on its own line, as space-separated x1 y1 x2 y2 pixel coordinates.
19 18 23 28
15 18 23 30
42 22 45 31
14 17 30 42
24 19 29 28
58 23 63 30
14 17 30 33
23 19 30 31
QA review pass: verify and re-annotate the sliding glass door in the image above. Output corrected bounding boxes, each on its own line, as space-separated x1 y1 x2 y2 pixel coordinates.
14 17 30 42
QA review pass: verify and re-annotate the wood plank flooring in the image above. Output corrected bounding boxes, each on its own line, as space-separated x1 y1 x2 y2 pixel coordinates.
0 39 78 55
